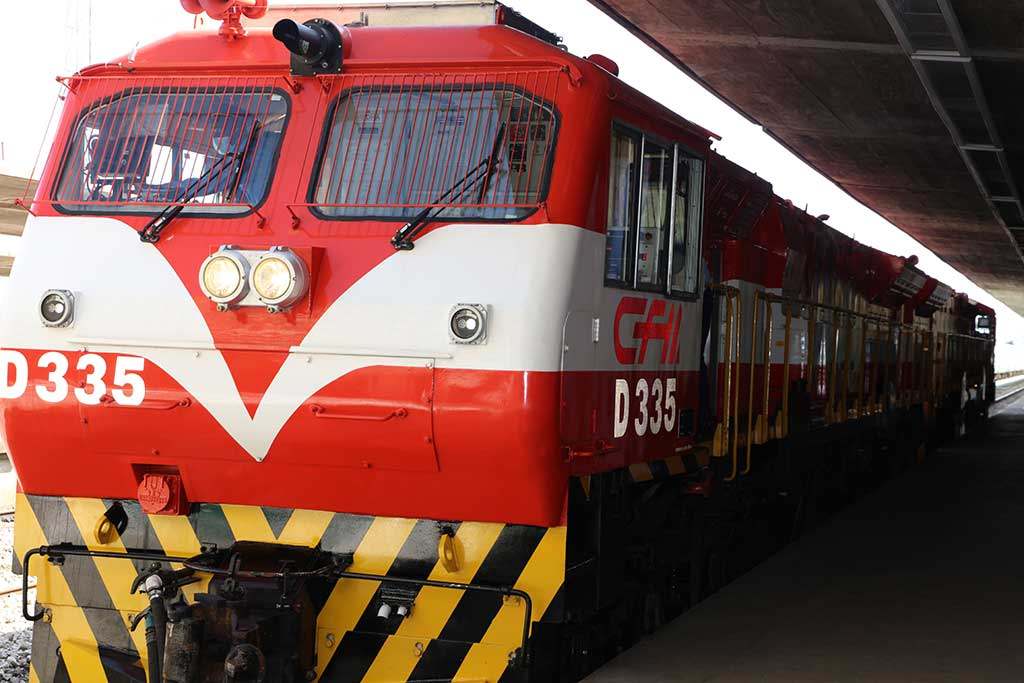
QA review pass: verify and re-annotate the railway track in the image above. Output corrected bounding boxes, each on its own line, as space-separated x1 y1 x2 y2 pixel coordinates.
0 583 28 598
0 510 31 598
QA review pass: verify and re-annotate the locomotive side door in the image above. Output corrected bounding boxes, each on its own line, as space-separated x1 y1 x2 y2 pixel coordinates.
561 309 600 456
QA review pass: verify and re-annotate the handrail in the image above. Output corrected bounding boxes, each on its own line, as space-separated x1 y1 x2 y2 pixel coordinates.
744 290 762 478
940 332 948 398
722 290 735 464
761 295 774 436
882 323 892 412
713 287 733 462
710 285 742 481
930 330 937 403
807 304 818 408
840 313 853 420
728 287 953 479
730 292 742 479
914 328 922 404
856 316 868 417
898 325 905 407
779 305 793 439
826 311 840 424
868 319 876 413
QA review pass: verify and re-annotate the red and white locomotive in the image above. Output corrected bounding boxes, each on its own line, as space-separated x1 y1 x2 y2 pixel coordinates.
2 2 994 682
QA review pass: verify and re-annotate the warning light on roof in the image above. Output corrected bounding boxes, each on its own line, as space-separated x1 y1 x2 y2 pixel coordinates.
180 0 268 40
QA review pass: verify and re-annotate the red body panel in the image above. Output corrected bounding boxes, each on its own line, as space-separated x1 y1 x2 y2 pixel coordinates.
6 349 569 525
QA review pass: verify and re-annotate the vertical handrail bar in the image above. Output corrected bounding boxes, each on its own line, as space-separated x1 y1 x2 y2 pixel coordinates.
901 325 910 407
722 292 734 460
710 285 742 482
712 285 735 465
927 328 935 406
759 295 774 438
857 316 868 417
827 311 840 423
744 290 762 478
780 305 793 438
912 326 919 404
840 313 853 420
868 319 876 413
880 321 888 411
731 292 742 478
807 304 818 406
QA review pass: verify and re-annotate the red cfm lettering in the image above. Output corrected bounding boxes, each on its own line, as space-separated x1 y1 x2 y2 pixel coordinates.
613 296 683 365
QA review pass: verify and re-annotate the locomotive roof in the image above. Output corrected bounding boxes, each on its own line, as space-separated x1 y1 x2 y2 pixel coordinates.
81 22 715 144
708 151 960 312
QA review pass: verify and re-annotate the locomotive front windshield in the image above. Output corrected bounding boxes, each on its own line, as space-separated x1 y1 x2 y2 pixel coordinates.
311 85 556 220
54 88 288 214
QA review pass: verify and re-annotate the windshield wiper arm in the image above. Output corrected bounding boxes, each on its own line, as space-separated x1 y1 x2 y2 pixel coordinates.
391 123 506 251
138 151 241 244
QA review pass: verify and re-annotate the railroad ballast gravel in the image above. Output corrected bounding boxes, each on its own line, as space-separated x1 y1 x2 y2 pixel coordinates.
0 515 31 683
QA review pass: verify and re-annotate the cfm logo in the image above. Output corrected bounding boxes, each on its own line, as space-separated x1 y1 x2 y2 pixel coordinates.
613 296 683 366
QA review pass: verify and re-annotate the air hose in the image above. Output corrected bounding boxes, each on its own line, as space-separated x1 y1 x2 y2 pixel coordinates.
144 574 167 682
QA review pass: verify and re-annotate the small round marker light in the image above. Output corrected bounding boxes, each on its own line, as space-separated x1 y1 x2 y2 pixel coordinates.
449 304 487 344
39 289 75 328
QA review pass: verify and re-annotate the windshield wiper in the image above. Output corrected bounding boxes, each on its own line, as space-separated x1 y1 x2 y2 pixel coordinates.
138 151 242 244
391 123 506 251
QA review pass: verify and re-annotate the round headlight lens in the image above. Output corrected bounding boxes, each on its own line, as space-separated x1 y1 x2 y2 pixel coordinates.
252 257 293 302
40 294 67 323
201 256 244 300
450 306 484 342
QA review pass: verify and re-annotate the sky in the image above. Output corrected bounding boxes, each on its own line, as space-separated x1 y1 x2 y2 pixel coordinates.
1 0 1022 370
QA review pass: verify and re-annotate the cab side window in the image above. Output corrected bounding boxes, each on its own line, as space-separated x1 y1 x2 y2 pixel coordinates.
637 141 672 290
671 152 704 296
604 123 705 297
605 127 639 285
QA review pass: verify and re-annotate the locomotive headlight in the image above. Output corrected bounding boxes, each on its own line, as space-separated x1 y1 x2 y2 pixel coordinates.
199 248 249 309
251 247 309 312
39 289 75 328
203 257 242 298
449 304 488 344
252 258 290 300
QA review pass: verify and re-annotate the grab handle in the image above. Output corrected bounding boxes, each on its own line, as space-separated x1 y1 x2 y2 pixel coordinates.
309 405 408 422
99 396 191 411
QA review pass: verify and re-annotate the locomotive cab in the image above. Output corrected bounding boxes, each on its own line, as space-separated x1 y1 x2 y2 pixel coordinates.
4 19 603 525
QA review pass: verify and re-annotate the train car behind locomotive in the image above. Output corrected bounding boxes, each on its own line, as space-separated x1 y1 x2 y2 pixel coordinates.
0 1 995 682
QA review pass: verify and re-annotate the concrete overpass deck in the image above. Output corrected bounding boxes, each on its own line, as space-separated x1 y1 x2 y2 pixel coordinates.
586 391 1024 682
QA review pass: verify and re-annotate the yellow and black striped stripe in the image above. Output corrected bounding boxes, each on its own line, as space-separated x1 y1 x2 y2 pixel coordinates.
14 494 566 683
627 448 710 483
